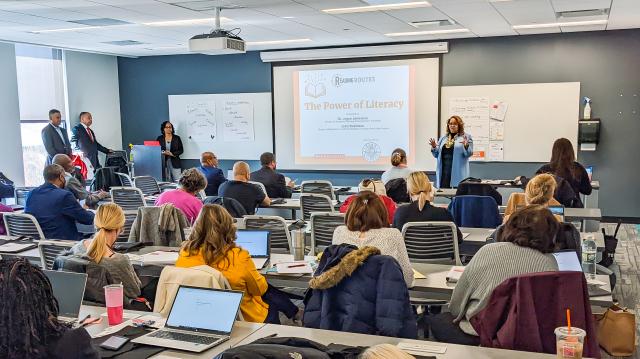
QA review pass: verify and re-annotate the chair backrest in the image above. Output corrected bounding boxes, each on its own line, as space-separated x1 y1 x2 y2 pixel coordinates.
110 187 145 210
243 215 291 253
3 213 45 239
300 193 334 221
310 212 345 253
401 221 461 265
133 175 161 196
471 271 599 357
301 180 335 200
448 195 501 229
154 265 232 317
38 239 77 270
117 210 138 242
248 181 267 196
115 172 133 187
204 196 248 218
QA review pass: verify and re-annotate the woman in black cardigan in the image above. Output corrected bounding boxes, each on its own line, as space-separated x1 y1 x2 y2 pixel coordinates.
157 121 184 181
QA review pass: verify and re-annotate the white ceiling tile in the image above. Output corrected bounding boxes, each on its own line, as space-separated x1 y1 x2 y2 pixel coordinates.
607 0 640 30
491 0 558 26
515 26 561 35
335 11 417 34
551 0 612 13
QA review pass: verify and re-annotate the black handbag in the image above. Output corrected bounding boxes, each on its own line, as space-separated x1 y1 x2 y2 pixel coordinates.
599 221 622 268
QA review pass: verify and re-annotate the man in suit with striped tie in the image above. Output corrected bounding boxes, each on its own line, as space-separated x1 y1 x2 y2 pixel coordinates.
71 112 112 170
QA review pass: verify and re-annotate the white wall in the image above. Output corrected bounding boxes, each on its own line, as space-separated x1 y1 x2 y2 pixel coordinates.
64 51 122 159
0 42 25 186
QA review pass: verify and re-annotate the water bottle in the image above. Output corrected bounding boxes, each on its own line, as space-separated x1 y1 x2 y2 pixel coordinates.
581 235 597 280
291 229 305 261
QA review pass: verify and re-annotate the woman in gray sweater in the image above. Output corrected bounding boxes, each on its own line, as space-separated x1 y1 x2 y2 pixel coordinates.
72 203 141 300
430 205 560 345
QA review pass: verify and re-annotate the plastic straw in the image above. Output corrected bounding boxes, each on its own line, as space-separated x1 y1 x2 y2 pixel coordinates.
566 308 572 334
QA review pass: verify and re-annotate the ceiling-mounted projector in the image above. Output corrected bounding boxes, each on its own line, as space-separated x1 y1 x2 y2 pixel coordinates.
188 7 245 55
189 30 245 55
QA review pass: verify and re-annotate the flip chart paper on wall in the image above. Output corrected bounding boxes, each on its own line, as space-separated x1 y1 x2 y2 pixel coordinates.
449 97 490 161
222 101 255 142
490 101 508 121
185 101 217 142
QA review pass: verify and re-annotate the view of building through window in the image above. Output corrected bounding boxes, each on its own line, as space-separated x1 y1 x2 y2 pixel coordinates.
14 44 67 187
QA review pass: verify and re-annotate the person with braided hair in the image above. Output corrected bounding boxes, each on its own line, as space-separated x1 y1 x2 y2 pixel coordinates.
0 258 99 359
503 174 562 223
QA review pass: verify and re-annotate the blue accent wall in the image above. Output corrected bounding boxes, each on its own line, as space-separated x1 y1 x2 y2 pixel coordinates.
118 30 640 217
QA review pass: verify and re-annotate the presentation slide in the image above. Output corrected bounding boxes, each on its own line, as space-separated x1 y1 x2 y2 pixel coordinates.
274 58 439 171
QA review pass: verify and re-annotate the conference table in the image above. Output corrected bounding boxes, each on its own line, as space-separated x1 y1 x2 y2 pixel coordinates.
80 305 564 359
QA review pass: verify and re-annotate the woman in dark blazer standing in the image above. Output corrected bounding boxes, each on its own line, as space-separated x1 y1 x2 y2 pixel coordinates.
157 121 184 182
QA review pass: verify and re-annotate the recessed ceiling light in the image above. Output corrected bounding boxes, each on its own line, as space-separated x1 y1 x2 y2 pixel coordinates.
246 38 312 46
323 1 431 14
282 16 296 19
143 18 230 26
512 19 608 29
30 26 104 33
385 28 470 37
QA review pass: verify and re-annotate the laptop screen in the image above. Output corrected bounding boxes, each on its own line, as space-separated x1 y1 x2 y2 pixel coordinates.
166 287 243 333
235 230 270 258
553 251 583 272
44 270 87 318
548 205 565 216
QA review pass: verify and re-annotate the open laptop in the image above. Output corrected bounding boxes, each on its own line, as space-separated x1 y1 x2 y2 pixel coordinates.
133 286 243 353
44 270 87 324
235 229 271 269
552 251 611 297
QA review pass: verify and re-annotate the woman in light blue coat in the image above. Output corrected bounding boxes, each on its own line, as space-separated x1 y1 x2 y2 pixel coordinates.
429 116 473 188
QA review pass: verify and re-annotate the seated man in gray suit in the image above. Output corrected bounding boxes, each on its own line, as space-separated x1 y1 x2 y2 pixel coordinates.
52 154 108 209
41 109 72 165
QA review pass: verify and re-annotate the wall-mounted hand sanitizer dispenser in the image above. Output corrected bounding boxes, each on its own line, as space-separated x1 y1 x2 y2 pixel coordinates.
578 119 600 151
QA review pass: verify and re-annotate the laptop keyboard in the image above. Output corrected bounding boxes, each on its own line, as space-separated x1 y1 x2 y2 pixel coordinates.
148 330 222 345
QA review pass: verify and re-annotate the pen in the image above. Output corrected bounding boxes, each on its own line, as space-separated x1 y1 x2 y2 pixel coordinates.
287 264 307 268
78 314 91 327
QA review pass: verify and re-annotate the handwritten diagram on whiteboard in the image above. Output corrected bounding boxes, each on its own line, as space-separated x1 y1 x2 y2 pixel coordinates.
222 101 255 142
186 101 217 142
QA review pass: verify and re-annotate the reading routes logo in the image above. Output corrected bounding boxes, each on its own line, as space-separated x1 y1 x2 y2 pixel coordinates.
304 73 326 99
332 74 375 88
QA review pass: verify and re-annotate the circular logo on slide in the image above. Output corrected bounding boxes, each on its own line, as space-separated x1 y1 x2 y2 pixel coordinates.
362 142 381 162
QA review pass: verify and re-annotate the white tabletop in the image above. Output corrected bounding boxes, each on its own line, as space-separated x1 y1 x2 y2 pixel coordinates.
235 324 560 358
79 305 265 359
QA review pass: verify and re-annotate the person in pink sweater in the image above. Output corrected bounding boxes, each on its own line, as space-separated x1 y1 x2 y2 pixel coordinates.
155 168 206 224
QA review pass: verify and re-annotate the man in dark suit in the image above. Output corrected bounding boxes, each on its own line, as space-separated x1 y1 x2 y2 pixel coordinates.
41 109 72 165
197 151 227 196
71 112 112 169
250 152 294 199
24 164 95 240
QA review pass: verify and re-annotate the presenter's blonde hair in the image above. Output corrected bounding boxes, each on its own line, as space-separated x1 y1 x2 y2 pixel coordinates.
406 171 435 211
525 174 557 206
360 344 415 359
87 203 125 263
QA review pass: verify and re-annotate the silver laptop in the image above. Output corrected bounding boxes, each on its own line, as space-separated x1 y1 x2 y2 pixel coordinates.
235 229 271 269
133 286 243 353
44 270 87 324
552 250 610 297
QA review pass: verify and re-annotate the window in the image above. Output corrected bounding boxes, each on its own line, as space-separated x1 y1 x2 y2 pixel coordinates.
15 44 67 186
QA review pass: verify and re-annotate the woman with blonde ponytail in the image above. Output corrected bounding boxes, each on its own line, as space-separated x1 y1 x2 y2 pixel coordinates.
503 174 562 222
381 148 413 184
392 172 463 243
71 203 141 300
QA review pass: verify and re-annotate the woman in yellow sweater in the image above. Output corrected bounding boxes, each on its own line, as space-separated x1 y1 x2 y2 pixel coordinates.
175 204 298 323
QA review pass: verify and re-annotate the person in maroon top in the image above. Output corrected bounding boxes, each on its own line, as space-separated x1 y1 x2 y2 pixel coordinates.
340 179 396 224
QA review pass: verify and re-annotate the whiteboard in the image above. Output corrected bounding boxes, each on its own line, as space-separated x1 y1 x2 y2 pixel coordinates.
168 93 273 160
441 82 580 162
